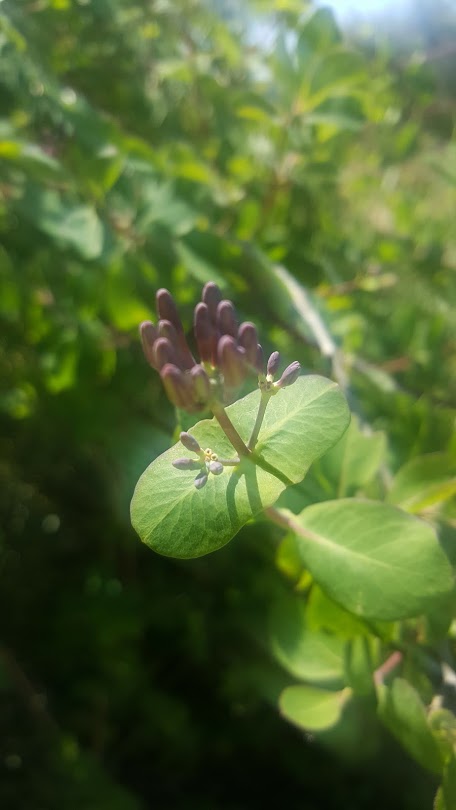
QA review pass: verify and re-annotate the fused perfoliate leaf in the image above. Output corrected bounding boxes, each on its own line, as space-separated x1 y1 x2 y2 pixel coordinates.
131 376 350 558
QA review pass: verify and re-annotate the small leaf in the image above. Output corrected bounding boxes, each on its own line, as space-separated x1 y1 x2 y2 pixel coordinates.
387 453 456 513
289 499 454 620
131 376 349 558
269 595 346 684
378 678 444 775
279 685 347 732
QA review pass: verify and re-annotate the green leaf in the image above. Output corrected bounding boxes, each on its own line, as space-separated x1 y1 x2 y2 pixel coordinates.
306 585 374 640
269 595 346 684
318 413 386 497
434 757 456 810
387 453 456 513
378 678 444 775
309 50 364 101
288 499 454 620
344 636 376 696
279 684 347 732
16 185 104 259
131 376 350 558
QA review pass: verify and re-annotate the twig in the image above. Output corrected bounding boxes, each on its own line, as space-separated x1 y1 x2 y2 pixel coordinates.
374 651 403 686
210 401 251 458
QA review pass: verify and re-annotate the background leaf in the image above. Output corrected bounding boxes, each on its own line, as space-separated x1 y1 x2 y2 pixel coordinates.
279 684 348 732
378 679 444 775
387 453 456 513
289 499 454 620
269 594 346 684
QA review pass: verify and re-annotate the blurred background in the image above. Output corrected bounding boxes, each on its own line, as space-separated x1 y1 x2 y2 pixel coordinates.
1 0 456 807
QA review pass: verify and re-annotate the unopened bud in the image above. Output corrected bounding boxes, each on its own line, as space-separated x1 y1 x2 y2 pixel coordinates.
139 321 158 368
190 365 211 407
194 470 208 490
180 432 201 454
194 302 215 364
218 336 247 388
255 344 264 374
156 289 195 370
208 460 224 475
172 458 203 471
153 337 179 371
276 361 301 389
202 282 222 323
267 351 281 377
156 289 184 334
238 322 259 367
160 363 190 409
216 300 238 338
158 319 178 343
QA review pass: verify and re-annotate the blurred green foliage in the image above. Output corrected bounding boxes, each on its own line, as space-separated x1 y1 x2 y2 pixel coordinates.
1 0 456 807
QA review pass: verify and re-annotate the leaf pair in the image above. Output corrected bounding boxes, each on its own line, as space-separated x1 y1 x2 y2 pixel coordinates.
131 375 349 557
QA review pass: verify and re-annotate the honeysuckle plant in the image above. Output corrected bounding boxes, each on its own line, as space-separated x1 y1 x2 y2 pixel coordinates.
131 282 452 605
131 284 455 799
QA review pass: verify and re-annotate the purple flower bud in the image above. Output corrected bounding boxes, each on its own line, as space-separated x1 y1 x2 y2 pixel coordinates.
172 458 203 471
194 302 216 365
139 321 158 368
180 432 201 454
202 282 222 323
238 322 259 366
276 361 301 389
160 363 191 409
158 319 178 343
267 351 281 377
194 470 208 490
190 364 211 407
218 335 247 388
153 337 179 371
208 460 223 475
255 343 264 374
156 289 195 370
216 300 238 338
156 289 184 334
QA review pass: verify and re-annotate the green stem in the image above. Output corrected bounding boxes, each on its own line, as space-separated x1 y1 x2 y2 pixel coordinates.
248 392 272 450
210 402 251 458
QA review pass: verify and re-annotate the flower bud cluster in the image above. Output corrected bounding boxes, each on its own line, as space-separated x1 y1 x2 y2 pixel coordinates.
260 352 301 394
172 432 227 490
140 282 264 412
